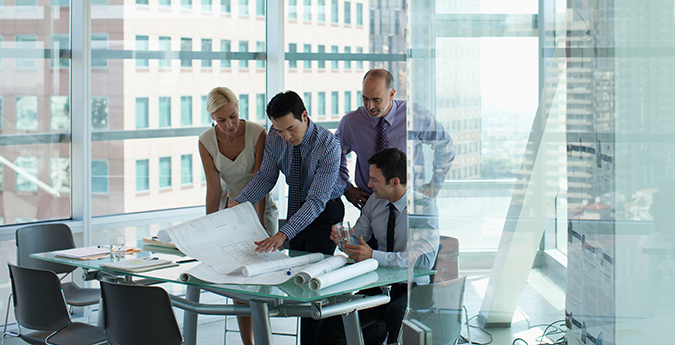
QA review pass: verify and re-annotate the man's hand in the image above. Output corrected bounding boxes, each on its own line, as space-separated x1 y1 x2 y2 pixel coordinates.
227 200 241 209
344 187 371 210
330 224 339 245
343 236 373 262
254 232 287 253
418 183 441 199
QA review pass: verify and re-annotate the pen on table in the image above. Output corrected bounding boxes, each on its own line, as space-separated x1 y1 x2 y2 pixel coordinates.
224 192 230 209
286 268 292 276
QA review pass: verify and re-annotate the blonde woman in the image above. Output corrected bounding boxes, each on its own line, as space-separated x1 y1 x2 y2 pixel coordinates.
199 86 278 345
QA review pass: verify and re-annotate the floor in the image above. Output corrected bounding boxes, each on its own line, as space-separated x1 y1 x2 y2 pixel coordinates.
2 268 565 345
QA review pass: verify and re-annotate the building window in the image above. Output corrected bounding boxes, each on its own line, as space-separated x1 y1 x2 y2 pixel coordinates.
50 34 69 69
331 91 339 115
239 40 249 68
0 97 3 129
159 0 171 7
256 0 264 16
181 96 193 126
344 1 351 24
92 159 109 194
288 0 297 20
181 38 192 67
318 92 326 116
356 90 362 105
159 157 172 189
158 36 171 68
318 0 326 22
91 33 109 68
201 95 211 125
181 154 193 185
16 35 37 69
159 96 172 127
303 92 312 115
221 40 231 68
91 97 109 130
318 45 325 69
221 0 231 13
239 0 249 15
181 0 192 10
331 45 338 70
15 157 38 192
135 97 149 129
256 93 266 121
344 46 351 69
16 96 38 130
136 159 150 192
50 158 70 193
303 44 312 69
289 43 297 69
331 0 338 24
137 0 149 4
50 96 70 131
201 39 212 68
256 41 265 69
136 35 149 67
303 0 311 21
202 0 212 11
356 47 363 69
356 2 363 25
240 94 249 120
344 91 351 113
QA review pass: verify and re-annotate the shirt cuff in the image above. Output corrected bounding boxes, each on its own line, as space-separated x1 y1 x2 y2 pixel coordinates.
371 250 386 266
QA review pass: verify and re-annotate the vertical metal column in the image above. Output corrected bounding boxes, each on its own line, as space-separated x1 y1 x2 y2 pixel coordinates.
250 299 273 345
342 311 365 345
183 286 201 345
71 1 92 245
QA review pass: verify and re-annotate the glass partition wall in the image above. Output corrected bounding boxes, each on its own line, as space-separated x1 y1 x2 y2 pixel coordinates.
3 1 675 343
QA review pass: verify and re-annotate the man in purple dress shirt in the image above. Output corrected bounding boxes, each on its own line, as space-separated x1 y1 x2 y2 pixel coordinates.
336 69 455 210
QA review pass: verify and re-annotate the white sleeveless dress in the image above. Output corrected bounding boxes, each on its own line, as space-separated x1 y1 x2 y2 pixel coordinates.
199 121 279 235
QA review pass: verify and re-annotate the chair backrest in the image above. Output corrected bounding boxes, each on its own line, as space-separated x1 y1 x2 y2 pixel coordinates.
100 280 183 345
16 223 77 274
7 263 72 331
408 275 467 345
431 236 459 283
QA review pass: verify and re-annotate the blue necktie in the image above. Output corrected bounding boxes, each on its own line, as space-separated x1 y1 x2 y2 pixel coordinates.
387 203 396 252
376 117 389 152
287 146 302 218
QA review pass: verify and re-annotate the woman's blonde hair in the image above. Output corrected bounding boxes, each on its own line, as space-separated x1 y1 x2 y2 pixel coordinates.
206 87 239 114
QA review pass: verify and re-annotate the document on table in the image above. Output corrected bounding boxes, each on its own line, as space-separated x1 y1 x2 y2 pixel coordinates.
309 258 379 290
294 255 348 285
157 202 324 283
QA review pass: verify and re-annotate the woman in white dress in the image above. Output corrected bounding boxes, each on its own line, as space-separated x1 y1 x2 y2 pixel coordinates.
198 86 278 345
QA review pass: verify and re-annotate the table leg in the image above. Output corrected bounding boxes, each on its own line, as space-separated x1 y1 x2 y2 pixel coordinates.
342 311 364 345
183 285 200 345
250 299 273 345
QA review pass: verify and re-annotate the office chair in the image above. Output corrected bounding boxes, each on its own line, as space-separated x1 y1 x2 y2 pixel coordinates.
15 223 101 307
99 280 183 345
2 263 106 345
407 276 467 345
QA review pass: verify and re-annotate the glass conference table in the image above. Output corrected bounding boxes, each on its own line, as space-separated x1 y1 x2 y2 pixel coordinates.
32 246 431 345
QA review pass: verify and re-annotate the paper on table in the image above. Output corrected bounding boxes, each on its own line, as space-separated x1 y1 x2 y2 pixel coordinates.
309 258 379 291
294 256 347 285
242 253 324 277
157 202 291 274
53 246 110 259
101 257 178 272
180 262 317 285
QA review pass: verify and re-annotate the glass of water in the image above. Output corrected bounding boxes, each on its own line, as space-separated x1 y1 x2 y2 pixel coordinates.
336 222 352 251
109 237 126 260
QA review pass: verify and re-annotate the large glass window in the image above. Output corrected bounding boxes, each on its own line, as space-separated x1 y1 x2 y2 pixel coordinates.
318 0 326 23
201 39 212 68
289 0 297 20
221 40 231 68
239 40 249 68
181 38 192 67
331 0 338 24
136 35 149 67
136 159 149 192
181 96 193 126
159 157 172 188
239 0 249 16
159 97 172 127
344 1 351 25
180 154 193 185
158 36 172 68
135 97 149 129
239 94 249 120
303 0 312 22
256 93 266 121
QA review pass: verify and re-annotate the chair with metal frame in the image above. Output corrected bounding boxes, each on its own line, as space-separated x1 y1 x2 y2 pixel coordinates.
15 223 101 308
2 263 106 345
99 280 183 345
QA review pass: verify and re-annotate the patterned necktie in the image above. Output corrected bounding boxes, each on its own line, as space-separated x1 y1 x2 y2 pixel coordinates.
387 203 396 252
287 146 302 218
376 117 389 152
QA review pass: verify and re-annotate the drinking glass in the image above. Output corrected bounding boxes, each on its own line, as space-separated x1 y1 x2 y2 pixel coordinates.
109 237 126 260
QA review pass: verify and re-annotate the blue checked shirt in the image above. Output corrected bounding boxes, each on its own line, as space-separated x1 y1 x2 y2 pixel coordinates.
236 119 345 240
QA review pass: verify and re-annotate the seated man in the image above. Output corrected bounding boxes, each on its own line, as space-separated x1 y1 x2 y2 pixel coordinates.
315 148 440 345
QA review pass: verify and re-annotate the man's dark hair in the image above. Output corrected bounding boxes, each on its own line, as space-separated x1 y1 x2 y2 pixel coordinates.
266 90 306 121
368 148 406 185
363 69 395 91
